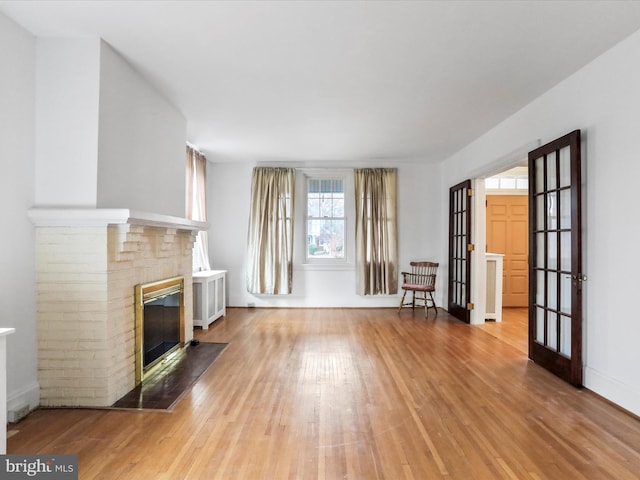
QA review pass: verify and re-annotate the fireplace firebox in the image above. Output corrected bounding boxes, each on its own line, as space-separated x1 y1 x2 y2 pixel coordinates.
135 277 185 384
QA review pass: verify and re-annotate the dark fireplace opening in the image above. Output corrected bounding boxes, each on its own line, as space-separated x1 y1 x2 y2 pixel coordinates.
143 292 181 367
135 277 185 384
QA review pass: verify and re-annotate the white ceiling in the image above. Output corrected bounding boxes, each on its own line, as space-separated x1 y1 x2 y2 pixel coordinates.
3 1 640 164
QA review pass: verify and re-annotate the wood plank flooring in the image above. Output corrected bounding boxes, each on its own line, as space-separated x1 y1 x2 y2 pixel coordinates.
476 307 528 354
8 307 640 479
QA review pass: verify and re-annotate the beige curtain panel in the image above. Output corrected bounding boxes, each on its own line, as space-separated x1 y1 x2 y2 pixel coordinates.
186 145 211 272
354 168 398 295
246 167 295 294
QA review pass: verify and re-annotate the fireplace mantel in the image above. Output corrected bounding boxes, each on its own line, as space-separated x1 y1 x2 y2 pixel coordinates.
28 208 208 231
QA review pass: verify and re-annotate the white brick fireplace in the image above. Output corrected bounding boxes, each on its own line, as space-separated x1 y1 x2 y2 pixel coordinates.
28 209 206 407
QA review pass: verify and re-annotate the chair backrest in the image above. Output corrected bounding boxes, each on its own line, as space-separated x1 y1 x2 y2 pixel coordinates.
409 261 439 288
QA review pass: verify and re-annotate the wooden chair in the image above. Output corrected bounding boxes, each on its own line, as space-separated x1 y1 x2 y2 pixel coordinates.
398 261 439 317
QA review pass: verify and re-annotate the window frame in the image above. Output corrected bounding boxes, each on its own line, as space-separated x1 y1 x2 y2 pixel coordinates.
297 169 354 268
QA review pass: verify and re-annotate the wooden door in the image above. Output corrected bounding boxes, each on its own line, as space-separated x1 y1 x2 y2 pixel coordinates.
528 130 583 387
486 195 529 307
448 180 472 323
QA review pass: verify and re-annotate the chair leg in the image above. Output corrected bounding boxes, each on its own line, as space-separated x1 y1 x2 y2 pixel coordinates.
398 290 408 313
429 291 437 316
423 291 428 317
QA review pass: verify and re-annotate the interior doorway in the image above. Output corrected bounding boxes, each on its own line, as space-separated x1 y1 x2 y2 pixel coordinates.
479 165 529 340
485 166 529 308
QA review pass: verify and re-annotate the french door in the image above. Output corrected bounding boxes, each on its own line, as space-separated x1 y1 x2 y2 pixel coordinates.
448 180 472 323
528 130 583 386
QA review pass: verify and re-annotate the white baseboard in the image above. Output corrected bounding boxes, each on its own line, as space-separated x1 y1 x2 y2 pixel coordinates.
584 366 640 417
6 381 40 416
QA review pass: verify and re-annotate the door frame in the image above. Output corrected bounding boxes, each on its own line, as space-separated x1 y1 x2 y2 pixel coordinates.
465 141 539 325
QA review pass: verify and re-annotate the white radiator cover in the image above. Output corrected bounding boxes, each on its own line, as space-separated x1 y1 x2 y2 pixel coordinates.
193 270 227 329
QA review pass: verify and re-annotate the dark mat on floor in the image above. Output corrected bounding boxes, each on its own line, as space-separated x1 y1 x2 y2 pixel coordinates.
111 342 228 410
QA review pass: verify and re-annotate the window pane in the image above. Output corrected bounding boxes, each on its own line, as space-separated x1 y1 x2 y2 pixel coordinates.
548 271 557 310
307 219 344 258
500 177 516 189
560 188 571 229
308 197 320 217
320 196 332 217
485 178 499 189
559 146 571 188
560 232 571 272
547 152 557 190
333 197 344 217
547 192 557 229
547 312 558 350
536 233 545 268
516 177 528 190
536 307 545 343
535 156 544 195
536 195 545 230
308 179 320 193
560 273 571 314
560 314 572 357
547 232 557 270
536 270 545 306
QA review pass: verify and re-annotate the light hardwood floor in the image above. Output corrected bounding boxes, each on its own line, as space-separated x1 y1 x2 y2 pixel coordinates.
8 307 640 479
476 307 528 355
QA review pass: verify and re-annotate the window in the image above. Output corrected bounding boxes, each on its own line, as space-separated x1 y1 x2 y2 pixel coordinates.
485 166 528 192
186 145 210 272
306 176 345 261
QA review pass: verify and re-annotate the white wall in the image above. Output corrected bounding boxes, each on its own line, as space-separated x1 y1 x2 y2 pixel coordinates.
33 37 187 217
97 41 187 218
441 29 640 415
207 161 443 308
34 37 101 207
0 12 40 413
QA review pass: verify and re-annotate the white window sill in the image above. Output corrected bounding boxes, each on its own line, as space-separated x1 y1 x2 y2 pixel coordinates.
296 262 355 271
